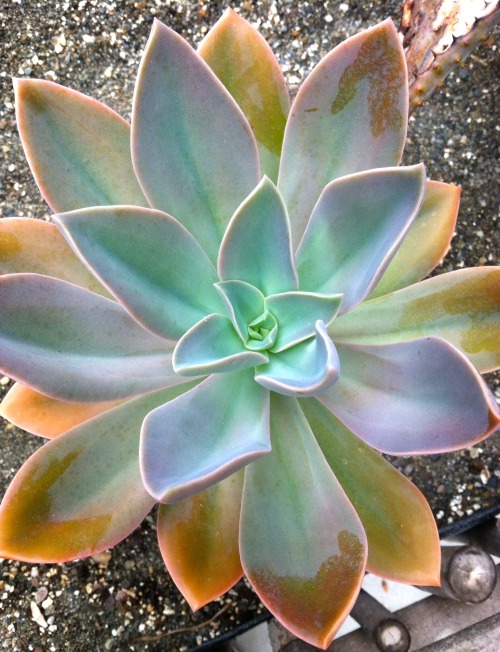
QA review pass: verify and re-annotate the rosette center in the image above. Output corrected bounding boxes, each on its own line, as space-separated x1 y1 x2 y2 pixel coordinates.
246 310 278 351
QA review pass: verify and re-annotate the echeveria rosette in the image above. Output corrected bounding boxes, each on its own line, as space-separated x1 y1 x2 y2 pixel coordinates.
0 10 499 649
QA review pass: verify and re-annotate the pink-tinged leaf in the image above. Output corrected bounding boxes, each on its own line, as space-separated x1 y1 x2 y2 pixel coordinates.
199 7 290 182
369 181 460 298
240 394 367 649
55 206 222 340
0 383 121 439
15 79 148 212
300 398 441 585
132 19 260 263
0 274 178 402
319 337 499 455
296 165 425 314
254 321 340 397
218 177 298 296
0 218 109 296
278 19 408 246
140 370 270 504
173 313 268 376
331 267 500 373
0 384 198 563
157 471 244 610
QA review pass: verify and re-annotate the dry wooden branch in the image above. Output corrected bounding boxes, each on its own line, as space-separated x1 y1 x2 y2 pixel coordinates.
130 602 230 643
399 0 500 111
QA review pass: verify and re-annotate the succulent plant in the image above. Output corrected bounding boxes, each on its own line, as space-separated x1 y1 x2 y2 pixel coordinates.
0 9 499 648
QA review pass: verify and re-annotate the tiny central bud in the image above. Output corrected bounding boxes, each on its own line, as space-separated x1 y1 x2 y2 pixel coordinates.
245 310 278 352
249 327 270 340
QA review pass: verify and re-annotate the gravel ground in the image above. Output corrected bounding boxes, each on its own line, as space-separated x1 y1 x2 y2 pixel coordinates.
0 1 499 650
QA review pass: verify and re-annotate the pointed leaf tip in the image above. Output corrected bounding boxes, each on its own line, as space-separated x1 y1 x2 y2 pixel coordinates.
370 180 460 298
157 471 244 611
240 395 366 648
301 398 441 586
297 164 426 313
132 17 260 263
15 78 147 212
218 177 298 296
278 18 408 246
199 10 290 181
0 387 196 562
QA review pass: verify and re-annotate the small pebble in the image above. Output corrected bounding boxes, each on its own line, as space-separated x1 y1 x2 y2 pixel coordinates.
34 587 48 604
30 602 48 629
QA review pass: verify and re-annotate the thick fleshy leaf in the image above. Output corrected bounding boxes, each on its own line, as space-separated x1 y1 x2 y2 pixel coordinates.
140 370 270 503
369 180 460 298
265 291 343 352
254 321 340 397
15 79 147 212
319 337 499 455
331 268 500 373
278 19 407 246
0 384 197 562
0 383 121 439
218 177 298 295
215 281 280 351
0 274 177 402
0 218 109 296
173 313 268 376
300 398 440 585
157 471 244 610
240 394 367 649
215 280 265 343
55 206 222 340
199 8 290 182
296 165 425 314
132 18 260 263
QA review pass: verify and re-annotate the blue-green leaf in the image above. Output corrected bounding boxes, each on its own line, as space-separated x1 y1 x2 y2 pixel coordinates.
296 165 425 314
0 274 177 402
218 177 298 295
132 19 260 263
173 313 268 376
255 321 339 396
215 280 266 343
240 393 367 648
140 370 271 503
55 206 222 340
265 290 342 352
